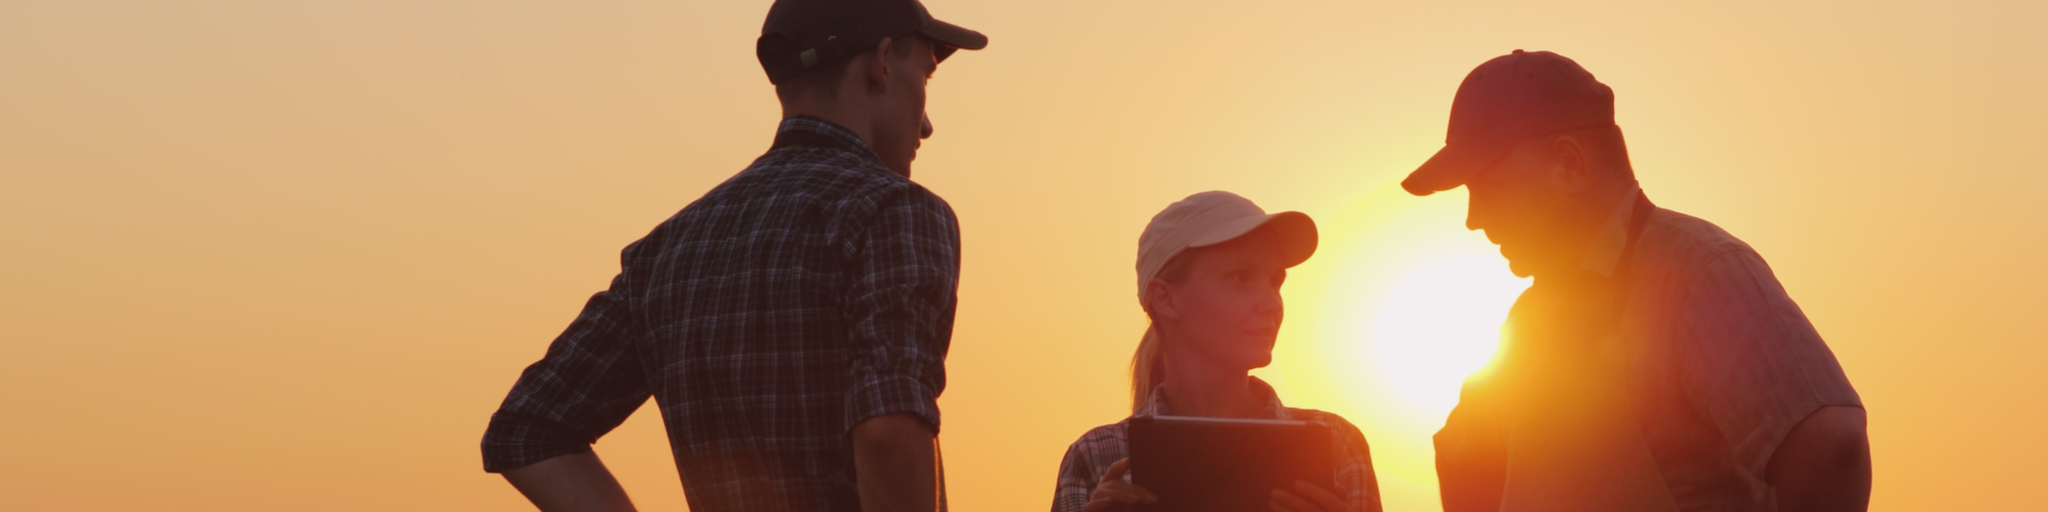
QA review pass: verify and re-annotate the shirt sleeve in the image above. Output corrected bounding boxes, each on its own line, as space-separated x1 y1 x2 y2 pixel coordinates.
1051 438 1100 512
842 184 961 433
481 272 652 473
1677 250 1862 475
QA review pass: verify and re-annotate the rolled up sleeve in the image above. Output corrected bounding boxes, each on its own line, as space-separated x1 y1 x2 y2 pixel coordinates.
481 273 652 473
842 184 960 433
1678 250 1862 475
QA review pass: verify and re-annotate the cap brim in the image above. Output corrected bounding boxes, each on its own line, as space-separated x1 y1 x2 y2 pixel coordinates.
1187 211 1319 268
920 18 986 63
1401 143 1513 196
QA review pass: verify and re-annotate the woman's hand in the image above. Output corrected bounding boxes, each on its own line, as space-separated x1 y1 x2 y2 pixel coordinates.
1083 458 1158 512
1270 480 1354 512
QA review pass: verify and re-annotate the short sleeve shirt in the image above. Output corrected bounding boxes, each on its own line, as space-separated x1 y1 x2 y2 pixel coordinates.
1435 191 1862 512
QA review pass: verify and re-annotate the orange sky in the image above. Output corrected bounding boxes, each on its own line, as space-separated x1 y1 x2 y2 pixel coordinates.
3 1 2044 510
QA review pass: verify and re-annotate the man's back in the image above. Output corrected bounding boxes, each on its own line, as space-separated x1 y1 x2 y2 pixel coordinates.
483 117 961 511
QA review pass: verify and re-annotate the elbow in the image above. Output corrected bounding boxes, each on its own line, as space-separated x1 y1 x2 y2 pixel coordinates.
1768 405 1872 484
1810 406 1871 471
1767 406 1872 511
852 413 936 458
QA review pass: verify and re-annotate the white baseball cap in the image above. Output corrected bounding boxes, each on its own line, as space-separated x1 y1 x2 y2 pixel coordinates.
1136 191 1318 303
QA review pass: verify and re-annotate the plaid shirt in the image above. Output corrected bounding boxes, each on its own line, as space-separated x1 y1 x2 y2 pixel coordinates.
481 116 961 512
1435 190 1862 512
1051 378 1384 512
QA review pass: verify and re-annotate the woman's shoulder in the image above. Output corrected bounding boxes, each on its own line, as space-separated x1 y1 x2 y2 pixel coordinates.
1284 408 1370 441
1056 417 1136 491
1063 417 1133 457
1284 407 1357 425
1286 407 1382 504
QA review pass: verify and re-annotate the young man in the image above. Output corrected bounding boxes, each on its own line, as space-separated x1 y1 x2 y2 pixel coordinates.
478 1 985 511
1404 50 1870 512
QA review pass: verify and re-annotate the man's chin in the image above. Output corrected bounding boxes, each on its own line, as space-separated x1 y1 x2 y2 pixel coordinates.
1507 265 1535 278
1500 248 1535 278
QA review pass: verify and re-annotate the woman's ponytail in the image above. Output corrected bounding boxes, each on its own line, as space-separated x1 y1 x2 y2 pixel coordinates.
1133 246 1198 413
1130 324 1168 413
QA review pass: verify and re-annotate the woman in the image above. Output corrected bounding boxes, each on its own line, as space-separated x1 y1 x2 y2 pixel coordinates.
1051 191 1382 512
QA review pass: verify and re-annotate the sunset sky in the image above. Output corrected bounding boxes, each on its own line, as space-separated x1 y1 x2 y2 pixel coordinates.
3 0 2044 510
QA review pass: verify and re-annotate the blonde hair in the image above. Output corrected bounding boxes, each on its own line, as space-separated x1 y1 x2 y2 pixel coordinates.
1131 326 1168 413
1131 250 1199 413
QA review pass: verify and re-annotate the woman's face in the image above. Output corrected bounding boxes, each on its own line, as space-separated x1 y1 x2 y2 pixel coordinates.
1155 227 1291 372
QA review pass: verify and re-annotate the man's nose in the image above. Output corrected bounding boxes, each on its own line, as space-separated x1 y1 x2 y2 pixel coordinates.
920 113 933 139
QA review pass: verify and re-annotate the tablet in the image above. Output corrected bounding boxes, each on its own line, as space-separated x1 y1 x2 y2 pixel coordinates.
1127 415 1334 512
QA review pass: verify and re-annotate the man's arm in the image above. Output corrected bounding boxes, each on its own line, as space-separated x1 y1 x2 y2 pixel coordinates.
1677 251 1868 511
1767 405 1871 512
853 413 940 512
503 451 638 512
842 185 960 512
482 272 652 509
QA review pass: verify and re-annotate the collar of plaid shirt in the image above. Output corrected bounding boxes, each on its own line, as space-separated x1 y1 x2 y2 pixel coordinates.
773 115 887 162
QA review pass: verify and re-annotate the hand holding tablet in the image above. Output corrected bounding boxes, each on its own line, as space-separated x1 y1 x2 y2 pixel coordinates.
1125 415 1345 512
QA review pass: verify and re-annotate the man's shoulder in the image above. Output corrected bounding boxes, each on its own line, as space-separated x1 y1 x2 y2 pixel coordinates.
740 149 954 216
1639 207 1764 271
732 148 903 196
662 148 955 229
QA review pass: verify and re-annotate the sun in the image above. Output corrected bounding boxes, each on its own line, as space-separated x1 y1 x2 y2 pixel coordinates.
1357 252 1525 413
1261 183 1528 493
1281 184 1528 422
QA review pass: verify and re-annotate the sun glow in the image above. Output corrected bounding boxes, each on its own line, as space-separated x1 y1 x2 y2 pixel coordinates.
1303 186 1528 423
1359 253 1524 413
1263 184 1528 507
1280 184 1528 422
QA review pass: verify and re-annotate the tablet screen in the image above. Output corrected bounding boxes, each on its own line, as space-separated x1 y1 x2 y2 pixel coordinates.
1127 415 1334 512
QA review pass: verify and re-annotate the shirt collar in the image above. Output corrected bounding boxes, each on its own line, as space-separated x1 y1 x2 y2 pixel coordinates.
1136 376 1292 420
775 115 885 163
1580 183 1643 278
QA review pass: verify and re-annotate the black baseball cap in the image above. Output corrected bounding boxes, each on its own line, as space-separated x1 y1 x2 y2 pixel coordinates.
757 0 988 85
1402 50 1616 196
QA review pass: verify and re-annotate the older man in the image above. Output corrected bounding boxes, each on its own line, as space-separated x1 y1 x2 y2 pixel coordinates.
479 0 985 511
1406 50 1870 512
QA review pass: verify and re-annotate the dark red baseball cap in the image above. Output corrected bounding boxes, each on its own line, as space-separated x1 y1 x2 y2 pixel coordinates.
1402 50 1616 196
756 0 988 85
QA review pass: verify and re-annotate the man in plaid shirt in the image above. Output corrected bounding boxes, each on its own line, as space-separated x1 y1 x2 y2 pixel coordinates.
1406 50 1868 512
480 1 986 511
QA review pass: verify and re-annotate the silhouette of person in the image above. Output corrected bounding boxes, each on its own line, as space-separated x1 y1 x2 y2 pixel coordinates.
1051 191 1384 512
477 1 985 510
1403 50 1870 512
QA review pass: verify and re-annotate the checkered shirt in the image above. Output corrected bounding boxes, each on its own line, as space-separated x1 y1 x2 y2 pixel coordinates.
481 116 960 512
1434 192 1863 511
1051 378 1384 512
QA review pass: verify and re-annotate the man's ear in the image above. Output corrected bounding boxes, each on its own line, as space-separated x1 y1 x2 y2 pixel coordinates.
1144 279 1181 322
1549 135 1594 195
864 37 896 94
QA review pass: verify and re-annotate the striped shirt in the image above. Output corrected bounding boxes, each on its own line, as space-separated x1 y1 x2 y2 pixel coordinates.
481 116 961 511
1052 378 1384 512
